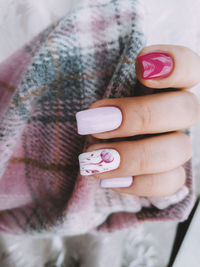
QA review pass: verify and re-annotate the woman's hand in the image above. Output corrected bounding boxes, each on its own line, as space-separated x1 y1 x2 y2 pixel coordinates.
76 44 200 198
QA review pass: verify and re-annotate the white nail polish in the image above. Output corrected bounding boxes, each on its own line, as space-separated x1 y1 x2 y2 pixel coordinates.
100 176 133 188
76 107 122 135
79 149 120 176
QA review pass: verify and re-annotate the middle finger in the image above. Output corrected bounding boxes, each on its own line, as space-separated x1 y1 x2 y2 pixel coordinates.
76 91 200 139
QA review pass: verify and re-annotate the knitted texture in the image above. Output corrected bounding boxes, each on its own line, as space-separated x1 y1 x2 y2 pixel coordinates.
0 0 195 235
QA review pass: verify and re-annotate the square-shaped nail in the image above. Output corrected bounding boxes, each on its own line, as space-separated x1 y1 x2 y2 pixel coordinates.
78 149 120 176
100 176 133 188
137 52 174 79
76 106 122 135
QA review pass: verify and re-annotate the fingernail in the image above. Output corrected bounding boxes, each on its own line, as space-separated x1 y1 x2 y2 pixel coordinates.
79 149 120 176
76 107 122 135
100 176 133 188
138 52 174 79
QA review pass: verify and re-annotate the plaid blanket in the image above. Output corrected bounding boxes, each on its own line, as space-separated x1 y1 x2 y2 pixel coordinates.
0 0 195 235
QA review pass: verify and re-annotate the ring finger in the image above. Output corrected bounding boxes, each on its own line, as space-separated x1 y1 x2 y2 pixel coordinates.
79 131 191 177
76 91 200 139
78 132 191 197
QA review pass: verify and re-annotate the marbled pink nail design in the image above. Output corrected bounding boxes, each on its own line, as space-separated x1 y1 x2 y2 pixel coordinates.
78 149 120 176
138 52 174 79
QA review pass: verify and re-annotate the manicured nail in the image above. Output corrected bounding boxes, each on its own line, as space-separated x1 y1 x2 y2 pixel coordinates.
138 52 174 79
79 149 120 176
100 176 133 188
76 107 122 135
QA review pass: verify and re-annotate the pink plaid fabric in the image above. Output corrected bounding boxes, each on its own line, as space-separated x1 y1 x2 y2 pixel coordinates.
0 0 195 235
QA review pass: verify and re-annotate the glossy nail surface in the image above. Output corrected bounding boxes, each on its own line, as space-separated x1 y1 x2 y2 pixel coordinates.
100 176 133 188
76 107 122 135
138 52 174 79
79 149 120 176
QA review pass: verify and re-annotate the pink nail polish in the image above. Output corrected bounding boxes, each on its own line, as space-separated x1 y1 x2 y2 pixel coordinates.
138 52 174 79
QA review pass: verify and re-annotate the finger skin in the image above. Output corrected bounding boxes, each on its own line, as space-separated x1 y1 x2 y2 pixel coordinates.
89 91 200 139
78 44 198 198
112 166 186 198
135 44 200 89
86 132 192 179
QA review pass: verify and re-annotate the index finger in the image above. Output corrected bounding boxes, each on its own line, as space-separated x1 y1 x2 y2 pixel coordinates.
135 44 200 89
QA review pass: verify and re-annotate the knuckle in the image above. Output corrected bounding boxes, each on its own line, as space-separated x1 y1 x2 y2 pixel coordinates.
136 101 152 131
138 142 151 172
150 167 186 197
148 175 160 196
173 132 192 160
169 167 186 194
179 132 193 158
182 91 200 123
178 166 186 187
